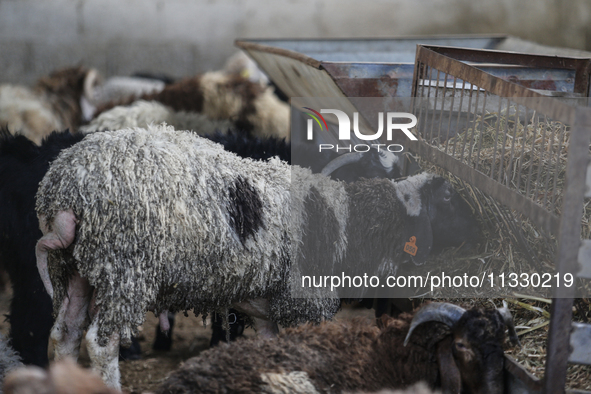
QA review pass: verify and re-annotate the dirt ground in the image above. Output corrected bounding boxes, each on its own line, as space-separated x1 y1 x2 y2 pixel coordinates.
0 288 374 393
0 287 588 393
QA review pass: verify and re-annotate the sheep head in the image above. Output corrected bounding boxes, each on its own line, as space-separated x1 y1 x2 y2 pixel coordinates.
404 302 520 394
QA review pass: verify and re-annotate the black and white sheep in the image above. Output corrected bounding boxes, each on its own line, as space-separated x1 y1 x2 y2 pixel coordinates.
0 67 99 145
156 302 519 394
92 71 290 139
34 125 479 388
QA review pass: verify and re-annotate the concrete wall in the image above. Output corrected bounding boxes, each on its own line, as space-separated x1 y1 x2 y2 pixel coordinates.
1 0 590 84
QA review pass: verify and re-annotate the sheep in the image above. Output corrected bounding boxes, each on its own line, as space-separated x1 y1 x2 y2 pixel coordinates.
156 302 519 394
0 121 403 363
80 100 233 136
0 333 23 394
34 125 479 388
0 67 99 145
0 128 85 366
0 126 147 366
348 383 439 394
92 71 290 139
223 51 270 86
4 358 119 394
89 76 166 107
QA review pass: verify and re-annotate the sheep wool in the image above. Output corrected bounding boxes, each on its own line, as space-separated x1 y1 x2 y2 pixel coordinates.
0 333 22 394
0 86 63 145
36 124 340 346
80 100 245 137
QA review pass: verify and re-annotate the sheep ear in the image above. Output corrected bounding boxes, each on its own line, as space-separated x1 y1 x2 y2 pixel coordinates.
437 336 462 394
400 206 433 266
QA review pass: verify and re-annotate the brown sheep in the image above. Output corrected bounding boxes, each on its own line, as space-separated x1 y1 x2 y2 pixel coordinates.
156 302 519 394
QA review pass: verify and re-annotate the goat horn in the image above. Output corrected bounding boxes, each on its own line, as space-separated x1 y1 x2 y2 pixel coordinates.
404 302 466 346
498 301 521 347
320 152 365 176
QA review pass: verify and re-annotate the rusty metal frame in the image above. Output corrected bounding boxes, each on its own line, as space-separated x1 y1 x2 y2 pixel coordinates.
419 46 591 95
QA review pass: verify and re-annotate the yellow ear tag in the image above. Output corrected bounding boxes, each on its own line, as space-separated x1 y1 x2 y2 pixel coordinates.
404 236 418 256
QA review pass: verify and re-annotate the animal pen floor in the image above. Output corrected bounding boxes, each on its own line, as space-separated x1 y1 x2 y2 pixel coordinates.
0 286 589 392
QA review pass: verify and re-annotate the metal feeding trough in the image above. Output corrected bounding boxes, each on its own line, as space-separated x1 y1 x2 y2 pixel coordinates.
235 36 591 106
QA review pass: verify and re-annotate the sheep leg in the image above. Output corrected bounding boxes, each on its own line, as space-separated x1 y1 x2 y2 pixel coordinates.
158 311 170 332
86 317 121 390
252 317 279 338
50 270 91 361
36 210 78 298
233 298 278 338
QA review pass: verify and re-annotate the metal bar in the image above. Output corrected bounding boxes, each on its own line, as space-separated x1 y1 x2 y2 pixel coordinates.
543 108 591 394
573 60 591 95
410 140 560 235
533 114 549 205
525 114 539 198
459 84 474 162
420 45 591 75
545 298 575 394
444 75 457 153
421 65 432 140
516 107 529 192
490 97 503 179
543 118 558 210
414 62 427 139
436 72 449 143
429 69 441 141
414 46 577 125
570 323 591 365
497 100 511 185
577 240 591 279
451 78 466 158
235 39 323 69
467 85 481 167
506 105 521 188
550 124 567 211
474 92 487 172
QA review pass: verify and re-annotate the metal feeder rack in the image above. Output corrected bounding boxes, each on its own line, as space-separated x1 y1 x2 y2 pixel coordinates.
410 45 591 394
237 36 591 393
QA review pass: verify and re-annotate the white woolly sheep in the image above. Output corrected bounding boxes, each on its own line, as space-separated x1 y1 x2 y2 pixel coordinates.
35 125 478 388
80 100 233 136
0 67 99 145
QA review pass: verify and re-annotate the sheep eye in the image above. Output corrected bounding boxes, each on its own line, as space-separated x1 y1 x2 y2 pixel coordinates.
443 195 451 202
454 342 466 350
